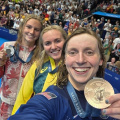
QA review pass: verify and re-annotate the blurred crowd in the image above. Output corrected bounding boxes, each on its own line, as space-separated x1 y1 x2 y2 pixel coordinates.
0 0 120 74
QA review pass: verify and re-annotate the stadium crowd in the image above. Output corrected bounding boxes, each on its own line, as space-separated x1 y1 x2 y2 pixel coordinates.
0 0 120 73
0 0 120 119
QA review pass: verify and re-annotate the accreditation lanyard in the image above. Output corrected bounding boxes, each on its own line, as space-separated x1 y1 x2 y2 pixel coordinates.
10 45 34 63
67 81 91 119
48 63 58 74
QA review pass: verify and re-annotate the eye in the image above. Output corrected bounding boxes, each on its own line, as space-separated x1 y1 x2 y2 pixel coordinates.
26 25 32 29
35 28 40 32
86 50 94 55
44 41 51 46
55 39 61 43
67 51 77 56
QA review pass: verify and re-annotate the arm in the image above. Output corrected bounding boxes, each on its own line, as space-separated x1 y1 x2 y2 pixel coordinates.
12 62 37 115
0 44 7 78
10 92 56 120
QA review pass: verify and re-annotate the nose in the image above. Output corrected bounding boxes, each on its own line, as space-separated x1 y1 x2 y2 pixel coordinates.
30 28 35 34
76 52 86 63
51 43 56 49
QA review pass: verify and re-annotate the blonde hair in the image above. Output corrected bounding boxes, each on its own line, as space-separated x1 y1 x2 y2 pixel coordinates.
115 61 120 69
35 25 67 78
15 14 43 62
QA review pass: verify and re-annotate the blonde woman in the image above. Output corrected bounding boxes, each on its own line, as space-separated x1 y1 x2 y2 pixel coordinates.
12 25 67 115
0 14 43 120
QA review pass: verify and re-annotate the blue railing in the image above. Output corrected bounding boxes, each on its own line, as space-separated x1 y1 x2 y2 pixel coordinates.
0 27 17 41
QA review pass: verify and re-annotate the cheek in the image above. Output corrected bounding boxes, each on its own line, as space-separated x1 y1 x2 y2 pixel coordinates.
59 41 65 49
36 32 40 37
65 56 73 66
43 46 49 52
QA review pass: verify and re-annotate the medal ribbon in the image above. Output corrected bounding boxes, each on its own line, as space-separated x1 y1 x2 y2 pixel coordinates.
67 81 92 118
10 44 34 63
48 63 58 74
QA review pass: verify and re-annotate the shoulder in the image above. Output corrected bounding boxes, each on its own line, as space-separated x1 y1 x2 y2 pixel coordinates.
35 86 65 100
0 41 15 50
4 41 16 47
31 85 68 104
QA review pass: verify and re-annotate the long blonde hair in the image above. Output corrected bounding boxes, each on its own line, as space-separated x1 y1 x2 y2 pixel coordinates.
15 14 43 62
35 25 67 78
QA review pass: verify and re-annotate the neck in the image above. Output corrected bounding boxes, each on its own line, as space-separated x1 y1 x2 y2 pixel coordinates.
68 75 86 91
22 40 35 48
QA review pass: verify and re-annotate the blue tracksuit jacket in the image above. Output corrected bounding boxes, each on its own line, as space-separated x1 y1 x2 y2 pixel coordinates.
8 85 118 120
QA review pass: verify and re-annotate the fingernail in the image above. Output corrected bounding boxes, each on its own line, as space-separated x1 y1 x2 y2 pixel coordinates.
102 109 106 114
105 99 109 104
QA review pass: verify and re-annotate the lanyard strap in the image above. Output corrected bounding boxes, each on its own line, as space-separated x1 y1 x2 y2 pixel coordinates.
10 45 34 63
48 63 58 74
67 81 91 118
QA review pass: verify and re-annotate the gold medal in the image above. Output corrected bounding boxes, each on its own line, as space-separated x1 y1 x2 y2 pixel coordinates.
84 78 114 109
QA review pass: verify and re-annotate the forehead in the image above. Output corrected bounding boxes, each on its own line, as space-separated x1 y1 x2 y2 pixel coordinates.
66 33 98 50
42 29 63 41
25 19 41 26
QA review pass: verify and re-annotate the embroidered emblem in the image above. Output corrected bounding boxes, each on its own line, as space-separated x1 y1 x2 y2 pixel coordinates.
40 67 48 73
37 92 57 100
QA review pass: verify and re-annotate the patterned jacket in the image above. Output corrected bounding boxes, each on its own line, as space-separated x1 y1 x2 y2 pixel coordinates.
0 41 35 105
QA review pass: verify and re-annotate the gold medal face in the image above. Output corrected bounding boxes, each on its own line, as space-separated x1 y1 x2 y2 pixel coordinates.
84 78 114 109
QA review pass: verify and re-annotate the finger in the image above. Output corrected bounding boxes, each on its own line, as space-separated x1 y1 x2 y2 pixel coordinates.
109 115 120 120
109 100 120 108
102 108 120 115
106 94 120 104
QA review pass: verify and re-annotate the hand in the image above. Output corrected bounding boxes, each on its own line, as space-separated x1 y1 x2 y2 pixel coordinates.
102 94 120 119
0 49 7 66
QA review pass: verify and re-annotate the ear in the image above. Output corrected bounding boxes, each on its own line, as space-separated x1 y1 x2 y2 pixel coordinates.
99 59 103 66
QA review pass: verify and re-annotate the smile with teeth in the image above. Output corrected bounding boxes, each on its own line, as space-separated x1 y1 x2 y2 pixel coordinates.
27 35 34 39
74 68 89 72
51 50 60 54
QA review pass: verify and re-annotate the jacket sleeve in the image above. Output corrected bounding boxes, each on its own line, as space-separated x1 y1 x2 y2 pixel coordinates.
9 92 56 120
11 62 37 115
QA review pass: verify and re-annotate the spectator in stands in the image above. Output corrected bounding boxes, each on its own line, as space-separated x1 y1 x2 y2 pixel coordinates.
103 39 113 62
107 57 116 71
0 14 8 27
115 60 120 69
0 14 43 120
8 27 120 120
12 25 67 115
111 20 120 39
73 19 80 30
113 33 120 50
12 20 19 30
98 17 105 39
115 60 120 74
109 42 120 62
103 19 112 38
52 19 58 25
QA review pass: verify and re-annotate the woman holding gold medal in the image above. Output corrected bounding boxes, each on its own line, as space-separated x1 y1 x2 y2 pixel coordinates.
9 28 120 120
0 14 43 120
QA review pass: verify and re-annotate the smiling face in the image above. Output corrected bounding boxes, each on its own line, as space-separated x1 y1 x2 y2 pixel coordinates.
22 19 41 47
42 29 65 65
65 33 103 90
